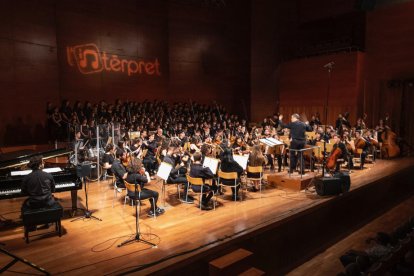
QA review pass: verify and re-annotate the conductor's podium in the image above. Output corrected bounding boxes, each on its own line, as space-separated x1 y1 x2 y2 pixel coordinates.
267 171 316 191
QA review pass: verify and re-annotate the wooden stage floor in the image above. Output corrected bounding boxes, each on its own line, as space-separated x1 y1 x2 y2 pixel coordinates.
1 158 413 275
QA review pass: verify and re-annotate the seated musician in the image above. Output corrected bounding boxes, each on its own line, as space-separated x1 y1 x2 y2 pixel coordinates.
364 129 379 161
125 158 164 217
143 133 158 178
155 128 164 145
102 144 115 176
189 152 216 210
232 137 247 155
247 145 266 192
355 130 370 170
189 137 201 154
163 145 193 204
21 155 56 209
130 138 143 158
220 148 243 200
331 134 352 172
116 141 127 157
111 151 128 189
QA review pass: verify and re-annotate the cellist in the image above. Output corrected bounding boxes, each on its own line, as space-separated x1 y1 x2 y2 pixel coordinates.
328 134 352 172
354 130 370 169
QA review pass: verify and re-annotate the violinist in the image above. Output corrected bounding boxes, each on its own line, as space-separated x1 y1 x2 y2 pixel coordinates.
163 145 193 204
189 152 216 210
102 144 116 176
220 148 243 200
232 137 247 155
354 130 370 169
125 158 165 217
130 138 143 158
116 141 127 157
111 151 128 189
155 128 165 145
248 145 266 192
143 133 158 178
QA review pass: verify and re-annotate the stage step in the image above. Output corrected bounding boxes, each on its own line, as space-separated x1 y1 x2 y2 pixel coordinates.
238 267 265 276
209 248 253 276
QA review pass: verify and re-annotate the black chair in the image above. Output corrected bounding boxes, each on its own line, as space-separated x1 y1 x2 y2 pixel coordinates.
22 202 63 243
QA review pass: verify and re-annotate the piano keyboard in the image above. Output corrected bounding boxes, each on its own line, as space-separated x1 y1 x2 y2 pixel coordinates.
0 181 77 196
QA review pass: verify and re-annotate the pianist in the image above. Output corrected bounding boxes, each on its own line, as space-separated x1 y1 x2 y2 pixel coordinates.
21 155 56 209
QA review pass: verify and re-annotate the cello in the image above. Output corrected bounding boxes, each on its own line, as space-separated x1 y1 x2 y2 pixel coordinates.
381 127 400 158
326 147 342 170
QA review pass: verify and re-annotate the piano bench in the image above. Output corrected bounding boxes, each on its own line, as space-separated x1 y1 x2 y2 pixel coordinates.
22 202 63 244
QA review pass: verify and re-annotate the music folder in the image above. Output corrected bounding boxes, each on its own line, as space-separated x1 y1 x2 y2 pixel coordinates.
233 154 249 170
157 162 173 181
203 156 219 175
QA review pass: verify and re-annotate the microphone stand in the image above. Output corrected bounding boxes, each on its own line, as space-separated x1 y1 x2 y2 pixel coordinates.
118 175 156 248
322 63 333 177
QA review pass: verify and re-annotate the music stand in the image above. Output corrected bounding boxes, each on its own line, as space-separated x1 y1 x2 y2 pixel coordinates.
72 162 102 222
117 176 156 248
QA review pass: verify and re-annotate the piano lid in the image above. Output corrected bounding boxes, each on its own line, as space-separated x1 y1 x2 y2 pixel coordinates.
0 148 72 170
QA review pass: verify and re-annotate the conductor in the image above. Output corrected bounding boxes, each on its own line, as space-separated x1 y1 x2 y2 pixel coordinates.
279 113 313 174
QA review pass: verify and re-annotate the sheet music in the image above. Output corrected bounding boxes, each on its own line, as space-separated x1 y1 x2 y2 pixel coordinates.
265 137 283 145
203 156 219 175
157 162 173 180
233 154 249 170
259 138 275 147
11 167 62 176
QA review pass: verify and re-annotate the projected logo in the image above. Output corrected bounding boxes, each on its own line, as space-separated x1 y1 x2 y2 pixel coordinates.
66 43 161 76
67 43 103 74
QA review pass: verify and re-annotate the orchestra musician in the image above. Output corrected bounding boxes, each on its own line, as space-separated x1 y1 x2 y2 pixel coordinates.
163 145 193 204
143 133 158 178
125 158 165 217
330 134 352 172
189 152 216 210
22 155 56 209
278 113 313 174
354 130 370 170
21 155 56 230
220 148 243 200
111 151 128 189
247 145 266 192
102 144 115 177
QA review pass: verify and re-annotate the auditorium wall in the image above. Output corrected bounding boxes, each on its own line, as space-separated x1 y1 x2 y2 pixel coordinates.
0 0 250 146
364 0 414 147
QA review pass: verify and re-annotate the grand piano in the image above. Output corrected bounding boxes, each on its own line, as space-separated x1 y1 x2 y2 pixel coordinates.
0 148 82 210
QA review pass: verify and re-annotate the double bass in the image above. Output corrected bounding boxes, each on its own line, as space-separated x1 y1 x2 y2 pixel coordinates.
381 127 400 158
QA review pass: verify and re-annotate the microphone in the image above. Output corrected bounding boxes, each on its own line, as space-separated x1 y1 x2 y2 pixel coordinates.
323 61 335 68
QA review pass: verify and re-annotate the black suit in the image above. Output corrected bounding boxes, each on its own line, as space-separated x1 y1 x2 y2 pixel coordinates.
279 120 313 172
126 173 158 209
220 159 243 197
189 163 216 205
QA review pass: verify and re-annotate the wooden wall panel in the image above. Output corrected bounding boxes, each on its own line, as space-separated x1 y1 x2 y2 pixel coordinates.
0 0 250 146
365 1 414 147
278 51 364 125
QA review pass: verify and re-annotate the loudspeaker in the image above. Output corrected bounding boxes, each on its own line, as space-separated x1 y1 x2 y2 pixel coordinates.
314 172 350 196
76 162 92 177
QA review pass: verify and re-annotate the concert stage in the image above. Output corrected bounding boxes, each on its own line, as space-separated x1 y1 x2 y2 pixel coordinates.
1 158 414 275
